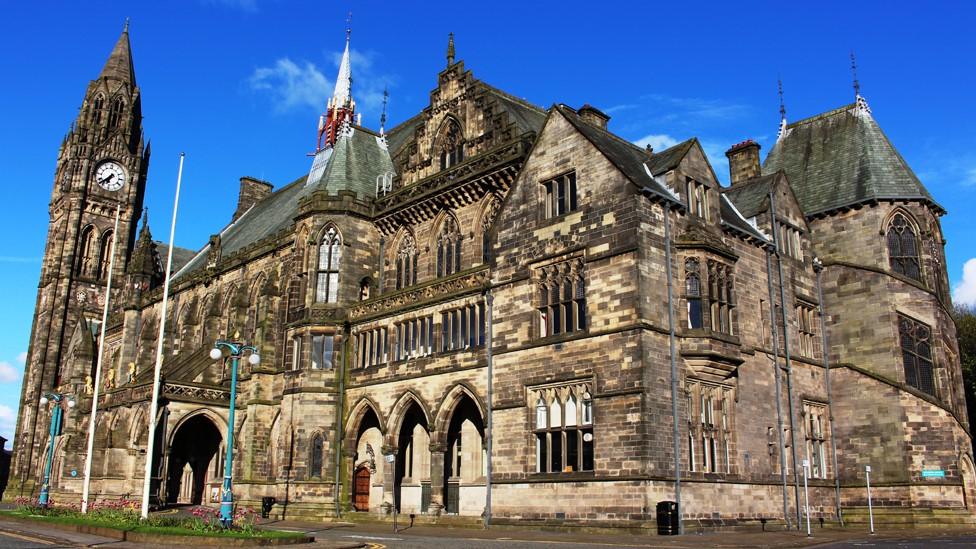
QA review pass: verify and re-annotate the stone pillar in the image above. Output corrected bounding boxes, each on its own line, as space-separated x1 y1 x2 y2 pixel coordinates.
381 444 396 514
341 445 357 512
428 441 446 516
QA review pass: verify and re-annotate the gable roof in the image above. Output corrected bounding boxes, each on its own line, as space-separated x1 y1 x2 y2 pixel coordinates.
554 104 681 205
763 103 942 216
721 174 777 219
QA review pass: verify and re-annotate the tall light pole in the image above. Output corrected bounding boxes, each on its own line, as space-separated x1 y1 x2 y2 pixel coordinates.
38 392 75 507
210 337 259 527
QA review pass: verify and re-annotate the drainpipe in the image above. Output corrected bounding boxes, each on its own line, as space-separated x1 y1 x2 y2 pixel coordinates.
484 289 494 528
378 236 385 295
334 322 349 518
767 251 792 529
769 191 802 528
663 202 683 535
814 258 843 525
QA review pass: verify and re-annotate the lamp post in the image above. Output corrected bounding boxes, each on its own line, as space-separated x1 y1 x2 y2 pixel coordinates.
210 338 260 527
38 392 75 507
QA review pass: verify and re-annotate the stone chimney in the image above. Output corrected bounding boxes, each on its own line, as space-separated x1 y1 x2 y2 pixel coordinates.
234 176 273 222
577 104 610 131
725 140 762 185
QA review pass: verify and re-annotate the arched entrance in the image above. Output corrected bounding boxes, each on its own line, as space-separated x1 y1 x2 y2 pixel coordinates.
396 402 430 513
351 405 382 512
961 454 976 513
165 414 222 505
444 394 485 515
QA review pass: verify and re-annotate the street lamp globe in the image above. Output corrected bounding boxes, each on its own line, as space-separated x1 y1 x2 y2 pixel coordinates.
67 399 76 408
210 348 223 360
248 353 261 366
39 396 48 406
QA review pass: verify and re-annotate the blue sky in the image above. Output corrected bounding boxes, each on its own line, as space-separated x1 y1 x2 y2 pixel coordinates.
0 1 974 444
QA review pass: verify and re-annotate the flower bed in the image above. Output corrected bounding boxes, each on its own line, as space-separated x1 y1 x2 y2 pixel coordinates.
6 497 309 544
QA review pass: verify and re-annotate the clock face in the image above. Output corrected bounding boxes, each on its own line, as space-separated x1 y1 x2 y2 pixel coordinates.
95 162 126 192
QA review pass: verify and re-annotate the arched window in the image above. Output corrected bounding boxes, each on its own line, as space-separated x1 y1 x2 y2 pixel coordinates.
481 198 500 264
96 230 113 280
436 217 462 277
395 233 418 290
438 119 465 170
887 213 921 281
537 260 587 337
77 226 96 276
309 433 324 478
315 227 341 303
91 94 104 126
107 97 125 128
685 258 703 329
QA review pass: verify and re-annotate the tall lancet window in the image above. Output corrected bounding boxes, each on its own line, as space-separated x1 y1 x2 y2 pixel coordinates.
91 94 105 126
396 233 418 290
108 97 125 129
96 230 113 281
77 226 96 277
887 213 921 281
316 227 341 303
436 217 462 277
438 120 465 170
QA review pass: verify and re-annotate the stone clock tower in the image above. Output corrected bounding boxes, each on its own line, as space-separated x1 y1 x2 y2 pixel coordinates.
7 24 149 497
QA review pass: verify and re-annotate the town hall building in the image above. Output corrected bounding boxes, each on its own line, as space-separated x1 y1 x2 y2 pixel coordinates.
7 25 974 529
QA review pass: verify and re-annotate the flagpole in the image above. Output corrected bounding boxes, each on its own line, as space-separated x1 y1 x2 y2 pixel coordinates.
140 153 185 519
80 203 121 513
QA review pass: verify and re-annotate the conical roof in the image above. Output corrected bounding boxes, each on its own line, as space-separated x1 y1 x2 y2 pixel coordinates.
99 26 136 85
763 103 942 216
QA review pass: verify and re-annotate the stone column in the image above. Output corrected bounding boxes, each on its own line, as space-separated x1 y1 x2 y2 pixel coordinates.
428 441 446 516
341 445 357 512
380 444 396 514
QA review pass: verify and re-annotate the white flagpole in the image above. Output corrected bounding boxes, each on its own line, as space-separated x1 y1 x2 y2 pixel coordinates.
140 153 185 519
80 203 121 513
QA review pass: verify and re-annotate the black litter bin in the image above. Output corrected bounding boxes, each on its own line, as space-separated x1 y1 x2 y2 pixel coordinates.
656 500 679 535
261 496 276 518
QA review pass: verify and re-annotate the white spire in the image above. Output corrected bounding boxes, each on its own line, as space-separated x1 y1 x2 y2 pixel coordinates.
332 28 352 107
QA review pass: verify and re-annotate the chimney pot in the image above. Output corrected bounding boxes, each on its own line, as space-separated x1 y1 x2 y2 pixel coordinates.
577 104 610 131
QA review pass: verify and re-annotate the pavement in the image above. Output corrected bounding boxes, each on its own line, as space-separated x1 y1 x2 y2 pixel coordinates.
0 511 974 548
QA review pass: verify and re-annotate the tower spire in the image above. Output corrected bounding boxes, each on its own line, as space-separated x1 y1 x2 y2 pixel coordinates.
850 51 871 114
332 13 353 108
447 32 455 66
380 86 389 135
99 21 136 85
777 77 788 141
315 21 356 151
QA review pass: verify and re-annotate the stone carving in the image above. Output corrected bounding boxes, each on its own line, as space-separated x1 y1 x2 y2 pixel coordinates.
349 268 489 322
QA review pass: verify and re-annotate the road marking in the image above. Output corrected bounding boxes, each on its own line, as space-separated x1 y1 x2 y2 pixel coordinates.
366 544 386 549
344 534 404 541
0 529 57 545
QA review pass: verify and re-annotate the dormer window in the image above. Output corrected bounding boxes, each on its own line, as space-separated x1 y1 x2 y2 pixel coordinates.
438 119 465 170
687 179 708 219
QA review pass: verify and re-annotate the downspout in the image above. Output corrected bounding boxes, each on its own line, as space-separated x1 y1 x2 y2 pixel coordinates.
769 191 802 528
484 289 494 528
663 202 683 534
377 236 385 295
814 258 843 525
766 251 791 529
334 322 349 518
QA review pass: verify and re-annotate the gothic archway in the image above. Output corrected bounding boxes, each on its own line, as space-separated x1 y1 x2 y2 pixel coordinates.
165 414 222 505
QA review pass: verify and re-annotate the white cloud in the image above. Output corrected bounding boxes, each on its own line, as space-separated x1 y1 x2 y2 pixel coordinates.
964 168 976 187
0 404 15 446
634 134 678 152
249 58 332 113
203 0 258 12
953 258 976 307
16 352 26 365
0 362 19 383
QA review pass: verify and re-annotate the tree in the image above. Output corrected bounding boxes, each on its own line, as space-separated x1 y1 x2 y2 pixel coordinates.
953 304 976 434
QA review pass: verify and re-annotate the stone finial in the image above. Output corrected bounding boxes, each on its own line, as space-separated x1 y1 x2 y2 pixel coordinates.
447 32 455 66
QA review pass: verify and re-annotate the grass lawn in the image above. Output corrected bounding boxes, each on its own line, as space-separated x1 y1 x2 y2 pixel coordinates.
1 509 306 540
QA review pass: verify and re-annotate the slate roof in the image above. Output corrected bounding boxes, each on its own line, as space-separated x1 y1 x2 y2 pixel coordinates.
721 174 777 218
303 125 394 199
763 103 942 216
719 194 769 242
555 105 680 205
153 242 196 275
174 175 307 279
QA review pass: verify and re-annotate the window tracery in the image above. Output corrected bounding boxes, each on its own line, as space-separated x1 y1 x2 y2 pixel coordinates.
887 213 921 281
436 217 462 278
537 259 587 337
395 232 418 290
315 226 341 303
532 382 593 473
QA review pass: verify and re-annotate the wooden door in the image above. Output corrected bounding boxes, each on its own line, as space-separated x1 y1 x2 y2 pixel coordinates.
353 466 370 511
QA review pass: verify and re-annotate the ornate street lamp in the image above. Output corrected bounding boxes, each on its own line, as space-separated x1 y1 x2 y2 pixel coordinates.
210 336 260 527
38 392 76 507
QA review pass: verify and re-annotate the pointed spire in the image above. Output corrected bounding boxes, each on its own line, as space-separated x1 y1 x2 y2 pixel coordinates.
379 87 389 135
777 77 788 141
138 208 151 240
446 32 455 66
332 13 353 107
850 51 871 114
99 21 136 85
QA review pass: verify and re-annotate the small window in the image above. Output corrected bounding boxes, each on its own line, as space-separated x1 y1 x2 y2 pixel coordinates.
290 336 302 370
543 172 578 219
537 260 586 338
309 433 324 478
436 217 462 277
311 334 335 369
898 314 934 394
685 258 703 329
396 233 418 289
438 120 465 170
